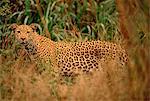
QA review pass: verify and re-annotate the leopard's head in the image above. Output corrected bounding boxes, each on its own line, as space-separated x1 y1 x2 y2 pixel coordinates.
11 24 37 44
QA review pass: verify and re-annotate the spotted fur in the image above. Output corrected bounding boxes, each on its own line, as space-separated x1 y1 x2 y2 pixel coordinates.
11 24 128 77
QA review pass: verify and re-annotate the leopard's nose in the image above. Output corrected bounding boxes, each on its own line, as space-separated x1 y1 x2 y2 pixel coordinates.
21 38 25 41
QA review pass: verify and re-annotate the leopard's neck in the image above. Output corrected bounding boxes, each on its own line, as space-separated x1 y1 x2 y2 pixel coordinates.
28 34 57 65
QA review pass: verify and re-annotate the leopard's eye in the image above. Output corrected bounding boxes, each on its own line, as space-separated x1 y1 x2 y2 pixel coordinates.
17 31 20 33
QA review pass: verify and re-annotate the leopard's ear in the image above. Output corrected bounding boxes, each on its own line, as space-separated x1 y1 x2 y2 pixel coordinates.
10 23 18 31
30 23 37 31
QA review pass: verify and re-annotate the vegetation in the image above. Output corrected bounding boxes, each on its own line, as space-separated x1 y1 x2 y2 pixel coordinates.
0 0 149 101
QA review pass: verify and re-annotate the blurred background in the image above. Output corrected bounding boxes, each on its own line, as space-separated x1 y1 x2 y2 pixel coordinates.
0 0 149 101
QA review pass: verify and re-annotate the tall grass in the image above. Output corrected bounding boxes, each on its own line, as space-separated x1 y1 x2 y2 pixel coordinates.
0 0 149 101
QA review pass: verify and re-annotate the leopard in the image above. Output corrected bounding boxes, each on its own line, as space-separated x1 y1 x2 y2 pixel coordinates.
11 24 128 77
